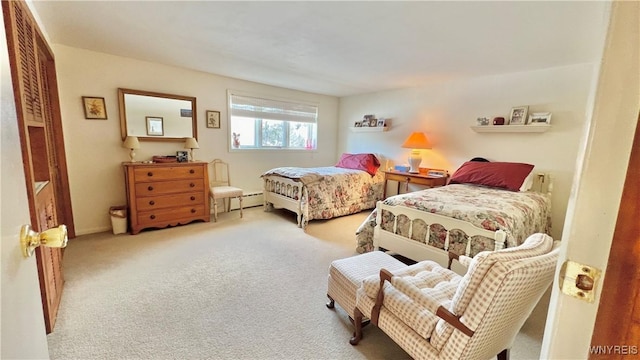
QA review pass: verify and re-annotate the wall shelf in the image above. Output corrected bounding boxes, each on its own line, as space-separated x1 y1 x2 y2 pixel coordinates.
349 126 389 132
471 125 551 133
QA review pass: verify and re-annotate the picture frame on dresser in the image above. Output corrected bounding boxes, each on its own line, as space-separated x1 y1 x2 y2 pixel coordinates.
509 106 529 125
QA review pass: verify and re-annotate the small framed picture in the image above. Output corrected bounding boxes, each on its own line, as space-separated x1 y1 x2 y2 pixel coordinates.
528 112 552 125
354 121 362 127
377 118 386 127
368 118 378 127
206 110 221 128
146 116 164 136
82 96 107 119
176 150 189 162
361 119 370 127
509 106 529 125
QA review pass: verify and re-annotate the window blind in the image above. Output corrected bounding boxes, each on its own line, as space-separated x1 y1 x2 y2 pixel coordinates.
230 94 318 124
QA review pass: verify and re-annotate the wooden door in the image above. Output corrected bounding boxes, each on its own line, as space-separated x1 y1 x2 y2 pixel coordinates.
3 0 74 333
590 112 640 358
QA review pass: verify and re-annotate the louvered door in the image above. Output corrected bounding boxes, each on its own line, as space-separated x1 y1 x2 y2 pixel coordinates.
3 0 74 334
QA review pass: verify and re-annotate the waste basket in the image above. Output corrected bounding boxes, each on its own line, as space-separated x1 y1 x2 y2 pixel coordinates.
109 205 128 235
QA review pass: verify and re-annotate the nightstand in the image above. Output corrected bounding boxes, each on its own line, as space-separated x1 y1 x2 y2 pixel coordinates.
383 170 448 198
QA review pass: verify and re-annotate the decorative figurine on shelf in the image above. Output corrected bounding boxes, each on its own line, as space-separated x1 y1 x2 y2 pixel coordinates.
232 132 240 148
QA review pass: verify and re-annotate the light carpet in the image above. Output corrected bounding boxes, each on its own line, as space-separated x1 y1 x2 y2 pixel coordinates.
47 207 547 359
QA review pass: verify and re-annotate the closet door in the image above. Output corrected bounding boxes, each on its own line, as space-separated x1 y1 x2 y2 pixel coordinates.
3 0 74 333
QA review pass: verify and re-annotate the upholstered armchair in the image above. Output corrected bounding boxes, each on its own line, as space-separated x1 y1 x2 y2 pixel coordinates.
351 233 559 360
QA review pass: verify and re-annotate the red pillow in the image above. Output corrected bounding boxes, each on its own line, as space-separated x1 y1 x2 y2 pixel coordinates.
335 153 381 176
450 161 534 191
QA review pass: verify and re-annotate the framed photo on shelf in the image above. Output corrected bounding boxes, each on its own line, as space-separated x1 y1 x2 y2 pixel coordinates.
377 118 386 127
146 116 164 136
354 121 362 127
368 118 378 127
509 106 529 125
528 112 552 125
82 96 107 120
206 110 221 128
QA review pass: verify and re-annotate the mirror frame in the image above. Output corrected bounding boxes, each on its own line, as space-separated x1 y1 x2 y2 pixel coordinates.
118 88 198 142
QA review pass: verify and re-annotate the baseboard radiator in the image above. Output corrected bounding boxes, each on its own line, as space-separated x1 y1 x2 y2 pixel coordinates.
229 191 264 210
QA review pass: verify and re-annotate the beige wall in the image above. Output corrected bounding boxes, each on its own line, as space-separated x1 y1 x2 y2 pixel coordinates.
338 63 598 240
53 45 339 235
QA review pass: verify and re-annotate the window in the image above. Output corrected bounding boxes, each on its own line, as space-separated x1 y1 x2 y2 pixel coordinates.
229 92 318 150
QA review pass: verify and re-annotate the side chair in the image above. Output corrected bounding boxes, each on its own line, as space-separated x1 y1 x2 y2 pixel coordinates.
207 159 243 221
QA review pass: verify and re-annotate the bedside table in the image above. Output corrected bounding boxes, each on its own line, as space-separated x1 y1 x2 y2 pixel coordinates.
383 170 448 198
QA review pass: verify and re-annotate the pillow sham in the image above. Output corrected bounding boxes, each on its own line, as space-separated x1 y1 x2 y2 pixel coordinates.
449 161 534 191
335 153 381 176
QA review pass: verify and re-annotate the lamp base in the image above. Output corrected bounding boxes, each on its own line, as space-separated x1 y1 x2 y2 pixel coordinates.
407 151 422 173
129 149 136 163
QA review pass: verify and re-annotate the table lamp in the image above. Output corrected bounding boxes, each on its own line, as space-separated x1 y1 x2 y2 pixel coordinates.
184 137 199 161
122 136 140 162
401 132 432 173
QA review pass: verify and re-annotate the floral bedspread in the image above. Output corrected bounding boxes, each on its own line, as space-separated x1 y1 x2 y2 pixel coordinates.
261 167 325 185
355 184 551 256
264 166 385 224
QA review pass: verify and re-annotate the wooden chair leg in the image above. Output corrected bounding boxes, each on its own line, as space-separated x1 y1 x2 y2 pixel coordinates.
349 307 364 345
213 199 218 222
239 196 243 218
497 348 510 360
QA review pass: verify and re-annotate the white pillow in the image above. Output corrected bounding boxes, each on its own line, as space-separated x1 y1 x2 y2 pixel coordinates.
519 170 534 192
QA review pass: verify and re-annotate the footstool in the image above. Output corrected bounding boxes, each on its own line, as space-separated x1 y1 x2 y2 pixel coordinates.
326 251 406 319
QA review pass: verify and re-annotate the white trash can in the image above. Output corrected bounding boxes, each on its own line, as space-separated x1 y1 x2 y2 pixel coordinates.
109 206 128 235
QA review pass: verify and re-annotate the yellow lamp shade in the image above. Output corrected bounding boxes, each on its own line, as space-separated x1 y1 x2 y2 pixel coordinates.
401 132 432 149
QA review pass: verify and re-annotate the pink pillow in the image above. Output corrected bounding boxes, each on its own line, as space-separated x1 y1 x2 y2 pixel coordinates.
335 153 381 176
450 161 534 191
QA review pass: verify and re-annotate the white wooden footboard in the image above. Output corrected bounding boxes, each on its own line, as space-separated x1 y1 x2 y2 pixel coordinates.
263 175 306 227
373 201 506 274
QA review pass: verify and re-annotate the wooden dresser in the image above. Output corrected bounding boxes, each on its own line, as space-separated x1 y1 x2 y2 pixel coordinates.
123 162 210 234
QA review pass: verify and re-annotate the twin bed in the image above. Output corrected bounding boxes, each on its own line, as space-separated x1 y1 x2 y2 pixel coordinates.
262 153 385 228
263 155 552 269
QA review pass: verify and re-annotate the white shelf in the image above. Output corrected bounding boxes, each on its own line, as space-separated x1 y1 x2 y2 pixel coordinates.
349 126 389 132
471 125 551 133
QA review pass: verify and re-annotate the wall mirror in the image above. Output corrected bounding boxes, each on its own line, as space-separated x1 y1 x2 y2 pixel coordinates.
118 88 197 141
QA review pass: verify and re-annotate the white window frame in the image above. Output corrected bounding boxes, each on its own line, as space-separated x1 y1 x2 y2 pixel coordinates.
227 90 318 152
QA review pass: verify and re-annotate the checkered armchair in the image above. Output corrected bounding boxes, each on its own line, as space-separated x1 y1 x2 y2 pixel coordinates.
351 233 559 360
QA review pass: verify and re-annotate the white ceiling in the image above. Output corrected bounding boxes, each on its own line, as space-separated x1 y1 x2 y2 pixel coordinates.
31 1 607 97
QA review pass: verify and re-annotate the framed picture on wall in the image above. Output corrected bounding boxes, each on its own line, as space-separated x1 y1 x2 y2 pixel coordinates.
82 96 107 120
206 110 221 128
146 116 164 136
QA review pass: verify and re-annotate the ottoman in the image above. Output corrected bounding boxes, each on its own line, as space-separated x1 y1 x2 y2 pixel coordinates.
326 251 406 319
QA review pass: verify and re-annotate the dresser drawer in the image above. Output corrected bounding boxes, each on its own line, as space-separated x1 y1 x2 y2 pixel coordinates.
135 179 205 196
134 165 204 182
137 205 207 226
136 192 205 211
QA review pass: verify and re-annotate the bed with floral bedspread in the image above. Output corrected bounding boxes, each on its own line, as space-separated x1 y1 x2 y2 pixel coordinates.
355 183 551 257
263 166 385 228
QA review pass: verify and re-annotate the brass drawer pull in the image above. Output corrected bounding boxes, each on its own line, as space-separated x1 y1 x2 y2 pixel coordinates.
148 186 154 191
150 214 156 220
147 172 153 177
149 200 155 205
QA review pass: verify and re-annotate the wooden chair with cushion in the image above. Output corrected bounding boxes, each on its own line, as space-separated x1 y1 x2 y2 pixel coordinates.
350 233 559 360
208 159 243 221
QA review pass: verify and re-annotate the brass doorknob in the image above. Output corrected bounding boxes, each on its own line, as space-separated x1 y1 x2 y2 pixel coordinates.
20 224 68 258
